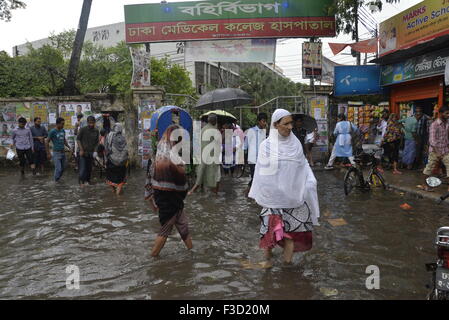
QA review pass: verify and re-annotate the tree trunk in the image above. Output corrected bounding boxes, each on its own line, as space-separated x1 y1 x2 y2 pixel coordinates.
63 0 92 96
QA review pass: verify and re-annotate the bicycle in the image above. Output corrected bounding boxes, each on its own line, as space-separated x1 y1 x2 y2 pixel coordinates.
343 144 387 196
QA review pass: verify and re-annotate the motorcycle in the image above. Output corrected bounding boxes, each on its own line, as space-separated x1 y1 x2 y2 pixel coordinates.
426 227 449 300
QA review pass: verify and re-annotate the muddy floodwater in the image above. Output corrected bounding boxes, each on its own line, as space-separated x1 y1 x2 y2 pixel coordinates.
0 168 447 299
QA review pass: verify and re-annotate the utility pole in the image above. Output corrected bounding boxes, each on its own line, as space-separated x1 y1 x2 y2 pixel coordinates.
63 0 93 95
353 0 361 66
309 37 315 87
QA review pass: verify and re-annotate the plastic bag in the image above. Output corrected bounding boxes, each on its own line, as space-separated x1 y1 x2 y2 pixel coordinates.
6 148 16 161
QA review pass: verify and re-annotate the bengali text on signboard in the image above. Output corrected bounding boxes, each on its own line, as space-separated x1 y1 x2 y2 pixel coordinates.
124 0 336 43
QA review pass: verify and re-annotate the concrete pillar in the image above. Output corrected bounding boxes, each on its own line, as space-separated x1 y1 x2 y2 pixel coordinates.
128 86 165 166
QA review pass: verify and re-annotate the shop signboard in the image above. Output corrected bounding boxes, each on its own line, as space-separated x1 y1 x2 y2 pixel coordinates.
334 65 383 96
381 47 449 86
379 0 449 57
124 0 336 43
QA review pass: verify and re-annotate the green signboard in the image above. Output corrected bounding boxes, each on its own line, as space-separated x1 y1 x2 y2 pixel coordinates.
381 47 449 86
124 0 335 43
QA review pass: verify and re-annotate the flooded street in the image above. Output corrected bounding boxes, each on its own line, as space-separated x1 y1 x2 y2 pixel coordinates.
0 168 448 300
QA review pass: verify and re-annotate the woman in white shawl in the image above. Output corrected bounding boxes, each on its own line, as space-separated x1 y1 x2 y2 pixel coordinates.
248 109 320 264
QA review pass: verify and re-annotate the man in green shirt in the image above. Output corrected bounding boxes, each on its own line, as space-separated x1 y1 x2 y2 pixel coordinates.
399 113 418 170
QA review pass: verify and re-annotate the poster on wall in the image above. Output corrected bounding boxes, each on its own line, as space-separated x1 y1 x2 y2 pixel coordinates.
315 119 328 147
0 122 15 146
131 46 151 89
310 96 327 120
72 103 92 117
138 100 157 168
1 105 16 122
65 130 76 150
59 103 75 130
32 102 49 123
15 102 31 123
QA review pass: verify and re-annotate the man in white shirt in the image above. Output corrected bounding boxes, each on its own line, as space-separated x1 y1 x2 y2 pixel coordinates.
375 110 389 146
245 113 267 189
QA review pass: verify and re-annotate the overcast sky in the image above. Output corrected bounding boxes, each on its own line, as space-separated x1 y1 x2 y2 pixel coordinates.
0 0 423 83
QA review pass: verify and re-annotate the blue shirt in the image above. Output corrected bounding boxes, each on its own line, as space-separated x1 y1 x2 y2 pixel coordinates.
48 128 65 152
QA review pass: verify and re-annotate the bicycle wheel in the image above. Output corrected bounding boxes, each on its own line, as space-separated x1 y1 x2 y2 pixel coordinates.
369 171 386 190
344 167 361 196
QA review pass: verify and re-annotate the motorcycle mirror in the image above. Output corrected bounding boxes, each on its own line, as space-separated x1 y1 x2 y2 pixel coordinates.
426 177 442 188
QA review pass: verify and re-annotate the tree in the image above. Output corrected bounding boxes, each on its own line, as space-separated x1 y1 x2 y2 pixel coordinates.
238 67 299 106
236 67 303 128
0 35 196 100
328 0 401 36
63 0 92 95
0 0 26 21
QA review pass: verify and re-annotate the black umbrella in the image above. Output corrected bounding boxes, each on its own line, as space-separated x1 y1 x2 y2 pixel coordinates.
291 113 318 133
195 88 253 109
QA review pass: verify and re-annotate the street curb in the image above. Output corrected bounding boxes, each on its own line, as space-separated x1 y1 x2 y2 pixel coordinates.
386 183 449 207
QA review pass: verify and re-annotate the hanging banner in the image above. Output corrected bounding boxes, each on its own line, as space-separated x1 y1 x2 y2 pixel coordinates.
379 0 449 57
320 56 340 84
124 0 336 43
381 47 449 86
302 42 322 78
130 46 151 89
185 38 276 62
335 65 383 96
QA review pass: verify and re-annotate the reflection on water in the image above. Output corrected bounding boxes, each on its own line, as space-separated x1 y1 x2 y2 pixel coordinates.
0 169 447 299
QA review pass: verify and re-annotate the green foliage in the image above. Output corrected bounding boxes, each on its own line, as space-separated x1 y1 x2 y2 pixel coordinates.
0 30 195 99
238 67 300 105
235 67 303 129
328 0 401 36
49 29 76 57
0 45 65 97
0 0 26 21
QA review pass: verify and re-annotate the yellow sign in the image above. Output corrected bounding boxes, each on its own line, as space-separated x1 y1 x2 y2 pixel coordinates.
379 0 449 56
60 111 74 129
32 103 48 123
310 96 327 120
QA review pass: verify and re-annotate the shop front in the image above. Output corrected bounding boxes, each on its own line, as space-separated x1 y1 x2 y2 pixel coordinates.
380 47 449 119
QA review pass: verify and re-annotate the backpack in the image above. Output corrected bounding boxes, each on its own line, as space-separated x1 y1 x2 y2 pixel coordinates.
108 134 128 166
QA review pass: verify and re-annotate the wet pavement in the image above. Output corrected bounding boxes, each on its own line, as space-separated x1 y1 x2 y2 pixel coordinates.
0 167 448 299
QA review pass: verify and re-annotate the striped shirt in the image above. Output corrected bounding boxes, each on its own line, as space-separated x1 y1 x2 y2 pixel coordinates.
428 118 449 155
